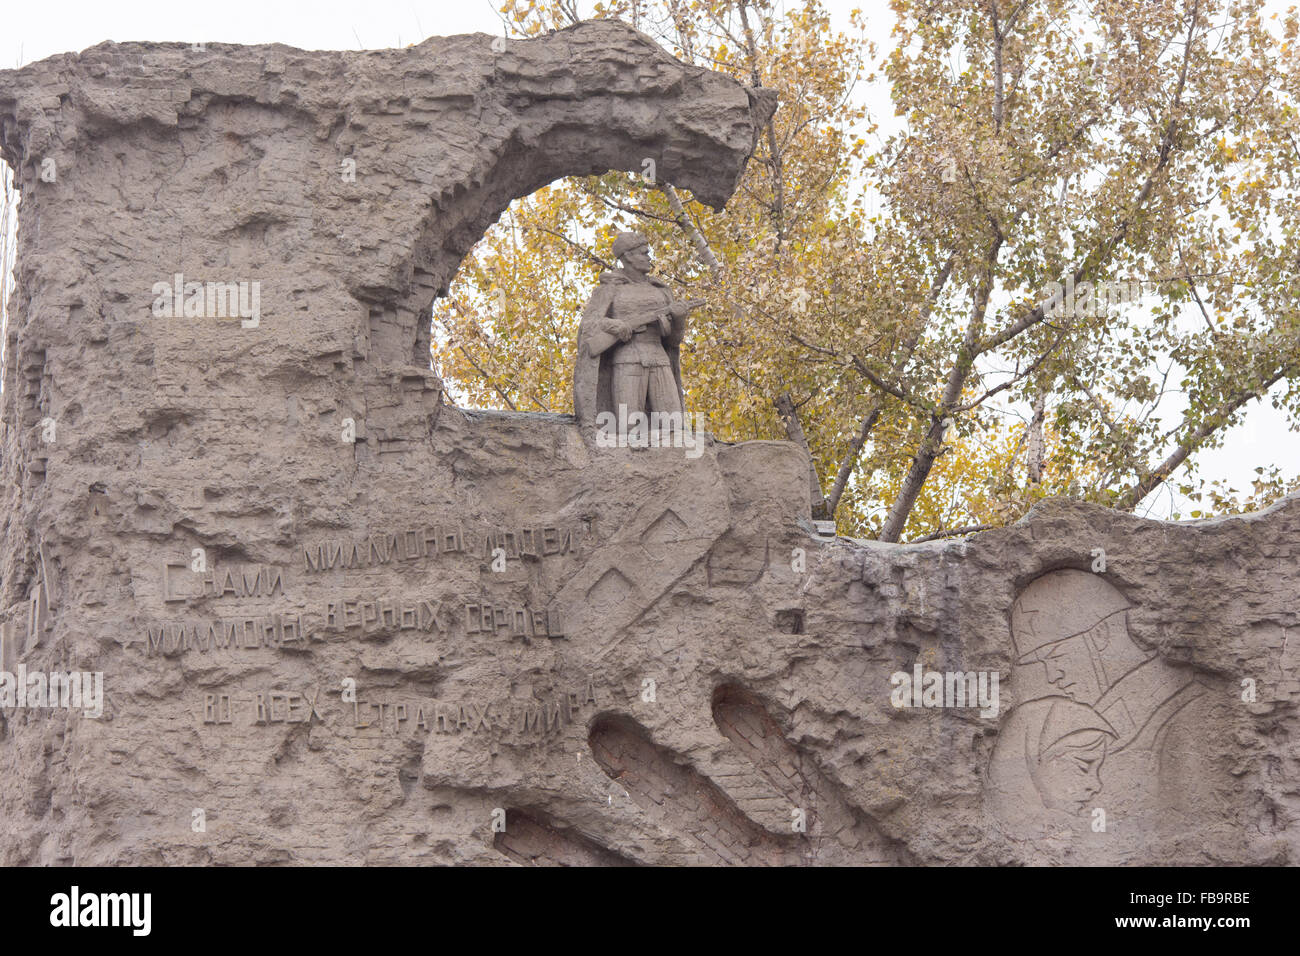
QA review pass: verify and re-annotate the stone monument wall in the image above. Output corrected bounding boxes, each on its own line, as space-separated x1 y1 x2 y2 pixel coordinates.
0 21 1294 865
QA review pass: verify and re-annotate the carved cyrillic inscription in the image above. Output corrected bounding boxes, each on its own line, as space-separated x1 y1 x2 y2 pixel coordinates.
163 562 285 602
515 679 598 734
254 689 324 724
324 596 440 636
198 679 599 739
131 594 565 655
201 565 284 598
480 526 581 561
353 699 494 734
201 688 325 724
464 603 564 639
203 693 233 724
129 613 312 655
300 522 585 573
302 526 464 572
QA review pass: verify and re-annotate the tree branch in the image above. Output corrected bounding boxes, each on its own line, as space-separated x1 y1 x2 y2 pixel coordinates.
660 183 722 276
879 237 1003 541
1115 364 1292 511
523 224 612 272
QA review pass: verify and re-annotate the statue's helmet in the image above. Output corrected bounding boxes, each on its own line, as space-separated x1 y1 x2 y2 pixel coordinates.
611 231 650 260
1010 569 1131 662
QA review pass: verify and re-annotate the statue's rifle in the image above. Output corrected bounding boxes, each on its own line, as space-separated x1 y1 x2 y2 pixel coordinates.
585 309 671 356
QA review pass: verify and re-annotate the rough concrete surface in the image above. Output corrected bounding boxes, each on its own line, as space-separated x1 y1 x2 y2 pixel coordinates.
0 20 1295 866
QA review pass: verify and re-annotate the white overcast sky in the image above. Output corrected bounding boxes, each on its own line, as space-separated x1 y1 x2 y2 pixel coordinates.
2 0 1296 520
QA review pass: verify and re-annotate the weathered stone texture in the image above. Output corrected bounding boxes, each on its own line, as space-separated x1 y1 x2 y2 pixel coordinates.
0 21 1294 866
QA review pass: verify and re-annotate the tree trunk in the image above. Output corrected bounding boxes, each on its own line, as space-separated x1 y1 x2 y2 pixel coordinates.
774 391 829 519
1026 393 1046 484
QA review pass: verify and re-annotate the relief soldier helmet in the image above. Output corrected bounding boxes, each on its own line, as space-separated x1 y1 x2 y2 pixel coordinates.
611 231 650 261
1010 568 1132 662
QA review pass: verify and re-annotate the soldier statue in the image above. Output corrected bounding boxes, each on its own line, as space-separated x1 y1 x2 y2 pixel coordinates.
572 231 704 430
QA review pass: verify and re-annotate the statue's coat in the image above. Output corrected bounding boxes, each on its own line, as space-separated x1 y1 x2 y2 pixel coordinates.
573 270 685 427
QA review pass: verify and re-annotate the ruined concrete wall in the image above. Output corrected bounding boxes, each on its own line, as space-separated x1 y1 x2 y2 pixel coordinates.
0 21 1294 866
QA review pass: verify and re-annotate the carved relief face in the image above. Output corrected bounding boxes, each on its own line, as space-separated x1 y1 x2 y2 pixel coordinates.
988 696 1117 828
1031 635 1104 702
1033 731 1109 813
